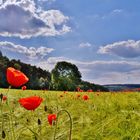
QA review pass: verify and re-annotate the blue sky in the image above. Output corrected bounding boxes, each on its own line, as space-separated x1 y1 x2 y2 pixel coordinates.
0 0 140 84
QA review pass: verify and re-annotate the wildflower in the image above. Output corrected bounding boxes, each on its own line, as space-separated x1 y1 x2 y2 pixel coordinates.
22 86 27 90
87 89 93 92
77 94 81 98
7 67 29 87
82 95 89 100
77 87 80 92
2 96 7 101
18 96 43 111
80 89 84 92
48 114 57 125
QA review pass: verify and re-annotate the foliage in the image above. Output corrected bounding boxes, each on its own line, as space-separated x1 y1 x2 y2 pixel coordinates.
79 81 109 92
51 61 82 91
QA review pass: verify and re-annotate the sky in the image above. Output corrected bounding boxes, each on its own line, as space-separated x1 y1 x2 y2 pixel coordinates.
0 0 140 85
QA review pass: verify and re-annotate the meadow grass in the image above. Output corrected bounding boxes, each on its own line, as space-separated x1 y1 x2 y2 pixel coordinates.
0 89 140 140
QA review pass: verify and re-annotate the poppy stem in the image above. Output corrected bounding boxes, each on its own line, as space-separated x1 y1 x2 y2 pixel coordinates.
31 111 36 130
53 109 72 140
26 126 40 140
7 85 11 93
6 85 16 140
6 86 11 105
0 98 4 139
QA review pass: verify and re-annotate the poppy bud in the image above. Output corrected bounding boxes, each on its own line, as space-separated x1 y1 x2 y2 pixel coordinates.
60 95 63 97
44 105 47 112
96 93 100 96
2 130 6 138
38 119 41 125
26 119 29 123
0 93 3 101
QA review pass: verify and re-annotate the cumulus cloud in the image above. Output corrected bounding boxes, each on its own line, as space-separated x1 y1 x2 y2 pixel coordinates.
98 40 140 58
35 56 140 84
79 42 92 48
0 0 71 38
38 0 56 3
0 41 54 59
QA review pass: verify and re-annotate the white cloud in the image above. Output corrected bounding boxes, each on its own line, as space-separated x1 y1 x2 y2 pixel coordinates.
89 9 124 20
35 57 140 84
38 0 56 3
98 40 140 58
0 41 54 59
79 42 92 48
111 9 123 14
36 57 140 72
0 0 71 38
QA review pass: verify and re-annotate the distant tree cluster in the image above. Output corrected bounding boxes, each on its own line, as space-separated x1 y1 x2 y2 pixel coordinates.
0 51 108 91
51 61 108 91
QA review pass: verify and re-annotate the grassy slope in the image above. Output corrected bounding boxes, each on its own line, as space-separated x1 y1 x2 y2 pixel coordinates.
0 89 140 140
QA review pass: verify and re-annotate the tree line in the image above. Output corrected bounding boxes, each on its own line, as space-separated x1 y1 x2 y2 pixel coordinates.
0 51 108 91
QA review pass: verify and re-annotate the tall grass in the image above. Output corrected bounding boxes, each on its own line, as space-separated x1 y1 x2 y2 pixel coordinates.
0 89 140 140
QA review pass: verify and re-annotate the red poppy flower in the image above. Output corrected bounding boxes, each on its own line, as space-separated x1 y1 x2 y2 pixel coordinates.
87 89 93 92
2 96 7 101
82 95 89 100
22 86 27 90
48 114 57 125
7 67 29 87
80 89 84 92
77 94 81 98
18 96 43 111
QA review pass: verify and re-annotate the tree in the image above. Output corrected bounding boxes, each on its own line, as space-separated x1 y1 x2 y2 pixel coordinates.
51 61 82 91
79 81 109 92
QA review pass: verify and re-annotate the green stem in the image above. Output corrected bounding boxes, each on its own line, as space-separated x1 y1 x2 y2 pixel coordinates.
53 109 72 140
26 126 40 140
38 124 41 140
6 85 16 140
0 100 4 139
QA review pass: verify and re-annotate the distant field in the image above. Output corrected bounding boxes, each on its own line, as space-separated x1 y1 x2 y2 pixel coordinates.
1 89 140 140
